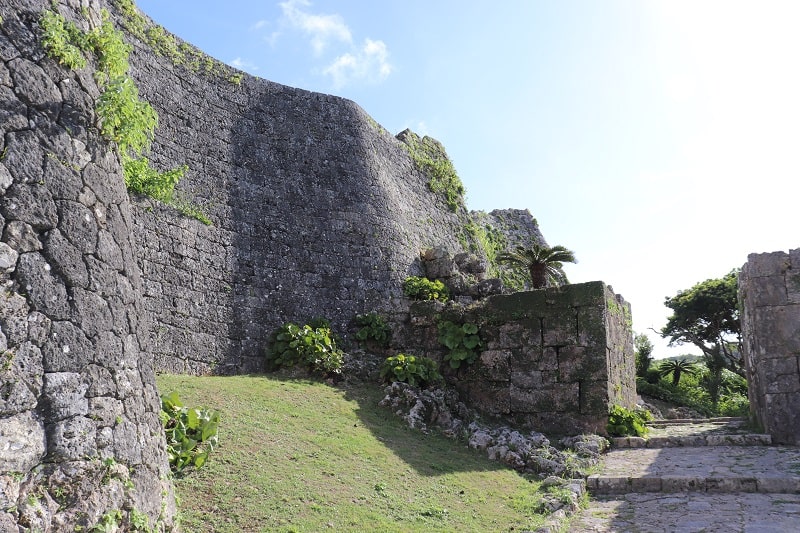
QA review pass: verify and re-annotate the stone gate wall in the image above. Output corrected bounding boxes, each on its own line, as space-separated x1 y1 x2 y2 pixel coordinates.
739 250 800 445
0 1 175 529
394 282 636 435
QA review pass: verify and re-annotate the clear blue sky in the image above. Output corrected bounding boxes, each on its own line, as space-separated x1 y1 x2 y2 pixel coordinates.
136 0 800 358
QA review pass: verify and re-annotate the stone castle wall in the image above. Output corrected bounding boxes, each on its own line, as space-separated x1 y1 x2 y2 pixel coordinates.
739 250 800 445
122 13 545 374
395 282 637 435
0 0 630 529
0 1 175 529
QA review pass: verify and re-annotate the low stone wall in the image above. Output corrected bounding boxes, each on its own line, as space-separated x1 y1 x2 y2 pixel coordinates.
739 250 800 445
393 282 636 435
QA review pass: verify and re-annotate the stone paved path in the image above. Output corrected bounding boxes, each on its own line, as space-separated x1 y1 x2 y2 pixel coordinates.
570 419 800 532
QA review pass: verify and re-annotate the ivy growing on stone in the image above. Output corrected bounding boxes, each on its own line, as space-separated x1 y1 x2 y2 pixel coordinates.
606 404 653 438
399 130 465 212
112 0 245 83
267 322 345 375
354 312 392 347
38 6 211 225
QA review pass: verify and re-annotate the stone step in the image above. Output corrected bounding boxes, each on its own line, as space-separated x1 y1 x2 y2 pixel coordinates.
612 433 772 448
587 445 800 495
647 416 748 427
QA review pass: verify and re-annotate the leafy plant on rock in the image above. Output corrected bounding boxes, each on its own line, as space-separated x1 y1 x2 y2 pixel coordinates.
160 392 220 474
354 312 392 347
497 244 576 289
403 276 449 302
606 404 652 438
380 354 442 388
267 322 345 375
39 9 88 69
38 7 210 225
438 320 482 369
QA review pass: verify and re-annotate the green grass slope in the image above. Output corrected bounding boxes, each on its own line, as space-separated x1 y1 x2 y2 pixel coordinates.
156 374 556 532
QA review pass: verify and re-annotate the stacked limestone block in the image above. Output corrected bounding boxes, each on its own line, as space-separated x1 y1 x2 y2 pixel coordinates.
0 1 175 530
397 282 636 435
739 250 800 445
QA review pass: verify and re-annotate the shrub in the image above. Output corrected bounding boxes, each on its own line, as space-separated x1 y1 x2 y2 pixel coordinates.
437 320 482 369
380 354 441 388
267 322 344 375
354 312 392 347
606 404 653 437
403 276 449 302
160 392 219 474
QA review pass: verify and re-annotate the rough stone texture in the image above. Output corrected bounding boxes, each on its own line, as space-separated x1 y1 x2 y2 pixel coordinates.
0 1 175 530
0 0 627 529
117 6 548 374
394 282 636 435
739 249 800 444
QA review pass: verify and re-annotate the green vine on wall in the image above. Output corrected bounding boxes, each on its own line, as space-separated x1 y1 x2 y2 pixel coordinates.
460 219 508 278
401 132 465 212
39 5 211 225
112 0 245 83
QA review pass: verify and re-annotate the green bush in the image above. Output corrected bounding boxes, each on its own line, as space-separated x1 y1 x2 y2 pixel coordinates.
607 404 653 438
160 392 219 474
354 312 392 347
267 322 344 375
403 276 449 302
437 320 482 369
380 354 442 388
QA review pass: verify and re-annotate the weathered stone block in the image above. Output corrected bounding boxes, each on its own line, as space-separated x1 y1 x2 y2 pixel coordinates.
2 183 59 232
542 308 578 346
43 229 89 288
47 416 97 461
0 411 46 473
479 350 511 382
16 252 70 319
42 321 93 373
510 384 580 413
8 57 61 113
42 372 88 423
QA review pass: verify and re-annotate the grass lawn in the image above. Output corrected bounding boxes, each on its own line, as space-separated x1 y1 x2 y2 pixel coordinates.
156 374 558 532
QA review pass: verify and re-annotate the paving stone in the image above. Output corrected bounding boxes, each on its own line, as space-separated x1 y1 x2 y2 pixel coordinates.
571 419 800 531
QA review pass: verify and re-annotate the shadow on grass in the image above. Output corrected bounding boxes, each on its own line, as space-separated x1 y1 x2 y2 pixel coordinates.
160 372 511 478
336 378 508 477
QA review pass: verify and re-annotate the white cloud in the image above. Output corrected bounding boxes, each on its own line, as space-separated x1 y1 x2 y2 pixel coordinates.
323 38 392 88
230 57 259 72
251 20 268 31
279 0 352 55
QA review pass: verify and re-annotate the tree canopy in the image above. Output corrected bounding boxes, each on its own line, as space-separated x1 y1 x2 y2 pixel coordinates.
661 270 743 377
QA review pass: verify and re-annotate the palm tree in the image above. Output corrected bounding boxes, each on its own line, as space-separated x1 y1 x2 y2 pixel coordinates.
497 244 577 289
657 359 697 387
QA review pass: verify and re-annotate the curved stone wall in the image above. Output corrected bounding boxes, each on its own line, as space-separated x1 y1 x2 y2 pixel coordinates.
0 0 544 528
0 1 174 529
121 6 542 374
